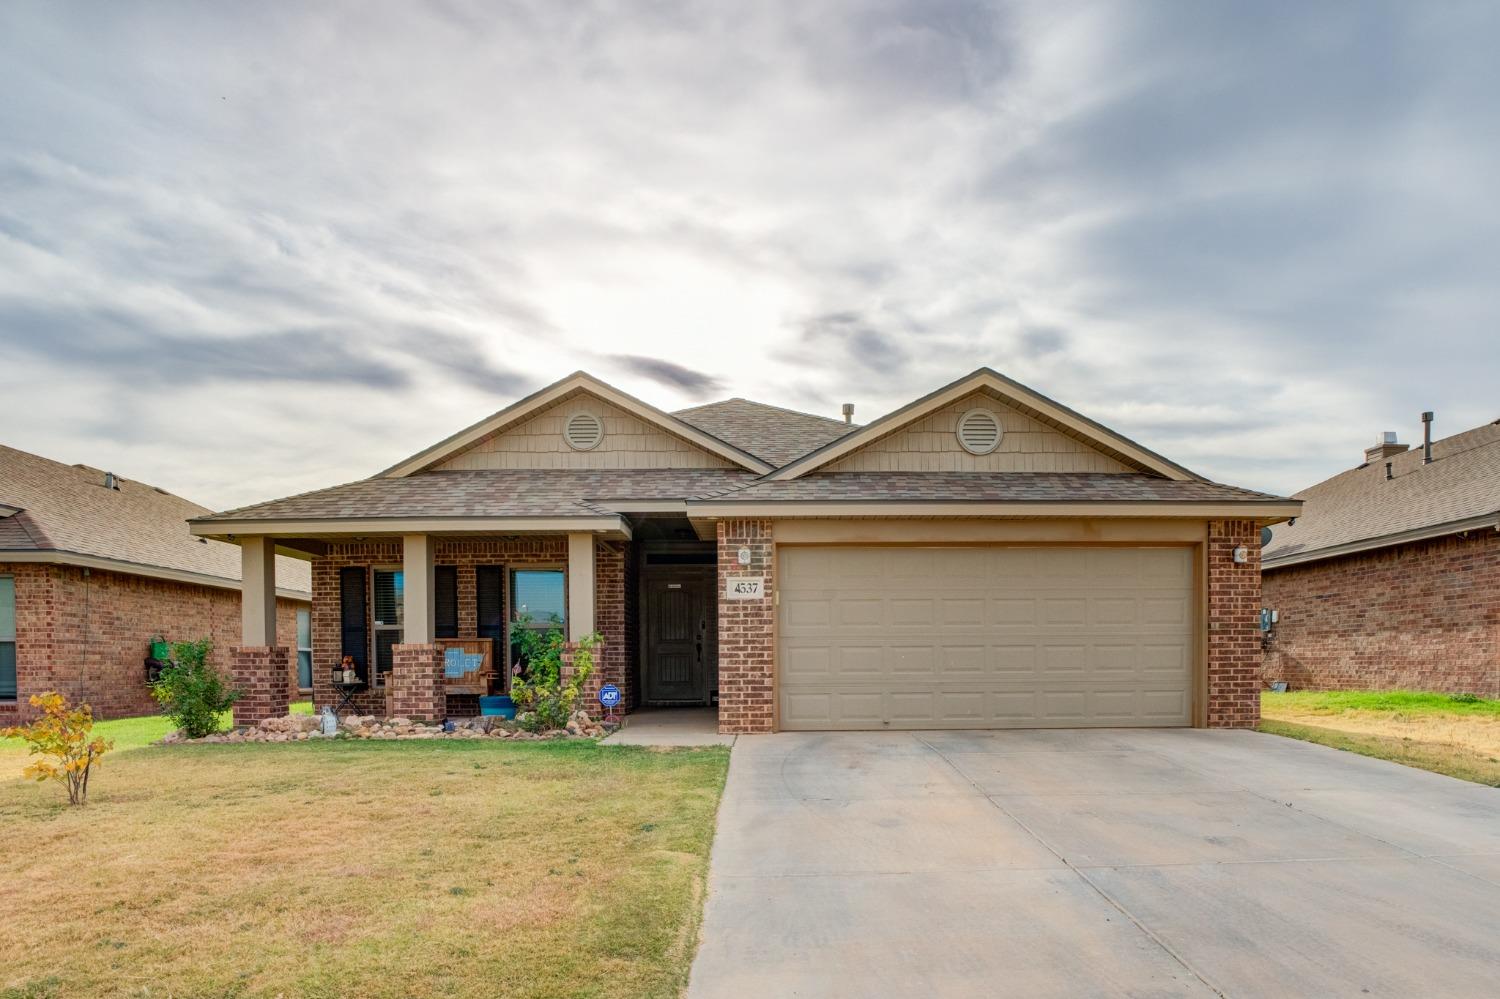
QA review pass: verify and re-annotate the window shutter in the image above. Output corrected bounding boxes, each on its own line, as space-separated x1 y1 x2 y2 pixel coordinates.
435 565 458 639
476 566 505 644
339 567 368 669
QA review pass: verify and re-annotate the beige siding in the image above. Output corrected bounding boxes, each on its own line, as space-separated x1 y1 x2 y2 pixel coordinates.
823 391 1131 473
433 395 735 470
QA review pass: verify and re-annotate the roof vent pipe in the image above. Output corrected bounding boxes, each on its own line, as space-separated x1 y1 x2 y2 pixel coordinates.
1385 461 1393 481
841 403 854 424
103 472 119 490
1421 411 1434 464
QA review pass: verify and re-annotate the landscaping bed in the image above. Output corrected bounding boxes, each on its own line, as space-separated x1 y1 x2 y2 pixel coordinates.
0 737 729 998
163 710 615 744
1260 689 1500 786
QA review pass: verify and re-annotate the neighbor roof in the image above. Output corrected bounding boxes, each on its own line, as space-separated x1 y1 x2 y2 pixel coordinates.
673 398 859 467
1263 419 1500 569
0 443 311 596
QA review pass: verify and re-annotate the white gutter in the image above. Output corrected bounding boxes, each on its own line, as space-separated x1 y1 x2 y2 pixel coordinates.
1263 512 1500 570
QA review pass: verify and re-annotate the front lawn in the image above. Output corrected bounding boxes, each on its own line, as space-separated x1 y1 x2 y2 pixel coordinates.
0 739 729 998
1260 690 1500 786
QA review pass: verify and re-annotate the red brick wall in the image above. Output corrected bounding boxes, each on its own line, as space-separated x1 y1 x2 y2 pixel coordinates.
388 644 444 721
310 537 633 717
0 561 305 723
230 646 291 726
1262 530 1500 696
716 519 775 734
1207 519 1263 728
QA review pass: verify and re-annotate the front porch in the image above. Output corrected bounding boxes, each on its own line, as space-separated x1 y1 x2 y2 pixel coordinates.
222 525 723 728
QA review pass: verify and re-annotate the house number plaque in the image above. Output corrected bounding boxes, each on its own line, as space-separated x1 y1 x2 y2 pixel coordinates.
726 577 764 600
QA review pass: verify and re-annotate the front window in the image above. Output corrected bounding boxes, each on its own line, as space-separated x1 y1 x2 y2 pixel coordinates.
510 568 564 675
0 576 15 700
372 568 404 687
295 607 313 689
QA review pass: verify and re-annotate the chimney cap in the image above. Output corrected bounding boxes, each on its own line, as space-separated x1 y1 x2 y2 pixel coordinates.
1380 431 1398 444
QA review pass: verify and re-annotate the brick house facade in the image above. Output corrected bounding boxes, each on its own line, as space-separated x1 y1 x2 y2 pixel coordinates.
0 560 304 723
1262 530 1500 696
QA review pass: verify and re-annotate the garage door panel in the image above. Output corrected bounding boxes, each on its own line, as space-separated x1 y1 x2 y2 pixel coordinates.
779 546 1194 731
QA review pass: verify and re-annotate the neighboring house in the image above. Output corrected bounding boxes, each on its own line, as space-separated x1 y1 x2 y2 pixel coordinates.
189 368 1298 733
0 444 313 721
1262 418 1500 696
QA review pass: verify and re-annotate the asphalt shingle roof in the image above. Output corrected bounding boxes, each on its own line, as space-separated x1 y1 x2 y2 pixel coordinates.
1264 420 1500 565
674 398 858 467
698 472 1287 504
0 444 310 592
197 469 761 521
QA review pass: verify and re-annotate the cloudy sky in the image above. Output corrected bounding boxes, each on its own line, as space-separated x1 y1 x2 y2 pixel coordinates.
2 0 1496 509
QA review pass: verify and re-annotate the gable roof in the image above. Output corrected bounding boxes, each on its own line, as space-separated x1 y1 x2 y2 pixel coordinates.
674 398 859 467
0 443 311 597
1263 419 1500 569
764 368 1200 481
380 371 774 477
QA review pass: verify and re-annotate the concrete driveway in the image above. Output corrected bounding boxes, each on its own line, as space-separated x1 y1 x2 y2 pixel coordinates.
688 729 1500 998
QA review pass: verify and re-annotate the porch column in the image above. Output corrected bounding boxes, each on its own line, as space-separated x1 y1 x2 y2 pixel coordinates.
239 536 277 646
402 534 436 645
567 532 595 641
231 536 289 727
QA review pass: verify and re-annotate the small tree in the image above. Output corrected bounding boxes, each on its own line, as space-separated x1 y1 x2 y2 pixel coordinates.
151 638 240 738
2 693 113 805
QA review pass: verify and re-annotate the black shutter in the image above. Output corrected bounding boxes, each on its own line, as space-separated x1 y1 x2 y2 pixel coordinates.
435 565 458 639
476 565 505 644
339 566 368 673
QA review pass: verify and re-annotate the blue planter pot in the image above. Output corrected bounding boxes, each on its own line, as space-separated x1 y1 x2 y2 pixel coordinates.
480 695 516 719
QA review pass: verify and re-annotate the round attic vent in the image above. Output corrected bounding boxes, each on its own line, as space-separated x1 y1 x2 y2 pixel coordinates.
956 408 1002 455
564 411 604 451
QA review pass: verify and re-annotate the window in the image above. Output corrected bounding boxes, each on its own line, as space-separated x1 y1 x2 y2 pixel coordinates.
372 568 404 687
295 607 313 689
0 576 15 700
510 568 564 675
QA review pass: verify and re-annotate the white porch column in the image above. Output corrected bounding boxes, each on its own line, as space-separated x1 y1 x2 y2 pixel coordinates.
403 534 436 645
567 532 595 641
239 536 278 646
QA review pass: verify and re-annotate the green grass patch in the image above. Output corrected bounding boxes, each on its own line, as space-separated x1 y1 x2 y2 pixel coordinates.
0 738 730 998
1260 718 1500 787
1263 689 1500 717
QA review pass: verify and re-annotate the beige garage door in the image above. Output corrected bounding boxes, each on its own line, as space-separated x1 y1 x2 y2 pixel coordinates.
778 546 1195 730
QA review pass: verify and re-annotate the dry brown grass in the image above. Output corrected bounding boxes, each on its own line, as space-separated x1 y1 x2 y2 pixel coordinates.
1261 691 1500 786
0 739 728 999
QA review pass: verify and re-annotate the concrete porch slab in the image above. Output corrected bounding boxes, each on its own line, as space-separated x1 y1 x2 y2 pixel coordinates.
601 707 734 747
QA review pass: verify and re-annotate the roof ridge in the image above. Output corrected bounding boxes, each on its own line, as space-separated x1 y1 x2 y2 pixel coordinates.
674 396 860 429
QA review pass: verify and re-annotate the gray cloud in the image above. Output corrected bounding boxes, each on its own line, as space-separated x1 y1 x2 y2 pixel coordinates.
608 355 726 397
0 0 1495 506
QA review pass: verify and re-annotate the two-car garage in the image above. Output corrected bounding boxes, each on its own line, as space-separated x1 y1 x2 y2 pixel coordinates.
777 545 1197 730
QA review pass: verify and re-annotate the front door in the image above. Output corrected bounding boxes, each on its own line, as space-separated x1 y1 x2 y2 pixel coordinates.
644 575 715 703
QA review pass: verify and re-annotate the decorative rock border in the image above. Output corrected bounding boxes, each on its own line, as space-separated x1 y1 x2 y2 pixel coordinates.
160 711 614 745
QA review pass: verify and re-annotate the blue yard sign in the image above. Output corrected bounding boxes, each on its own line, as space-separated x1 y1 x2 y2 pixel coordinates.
598 683 622 709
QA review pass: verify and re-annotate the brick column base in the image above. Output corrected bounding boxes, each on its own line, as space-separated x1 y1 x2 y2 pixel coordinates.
389 644 445 722
561 641 607 720
230 646 292 728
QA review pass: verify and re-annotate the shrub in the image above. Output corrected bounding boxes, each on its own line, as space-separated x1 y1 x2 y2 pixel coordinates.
510 626 601 730
2 692 113 805
151 638 240 738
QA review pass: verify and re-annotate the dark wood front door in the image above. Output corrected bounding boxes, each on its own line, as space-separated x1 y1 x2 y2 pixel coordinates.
644 575 715 703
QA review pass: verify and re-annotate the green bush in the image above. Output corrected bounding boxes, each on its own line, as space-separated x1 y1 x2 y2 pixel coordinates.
510 622 601 730
151 639 241 738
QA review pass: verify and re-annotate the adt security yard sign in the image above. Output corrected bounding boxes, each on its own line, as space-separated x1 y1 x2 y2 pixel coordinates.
726 577 764 600
598 684 622 709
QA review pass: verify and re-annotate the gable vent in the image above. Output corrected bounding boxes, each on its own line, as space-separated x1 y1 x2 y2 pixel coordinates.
564 411 605 451
956 408 1002 455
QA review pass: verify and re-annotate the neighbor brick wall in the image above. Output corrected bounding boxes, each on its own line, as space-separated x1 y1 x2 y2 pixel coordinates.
1206 520 1263 728
310 537 634 718
1262 530 1500 696
0 561 305 723
229 646 291 727
716 519 775 734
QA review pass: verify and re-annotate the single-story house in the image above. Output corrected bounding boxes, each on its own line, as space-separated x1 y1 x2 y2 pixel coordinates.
1262 417 1500 695
189 368 1298 733
0 444 312 721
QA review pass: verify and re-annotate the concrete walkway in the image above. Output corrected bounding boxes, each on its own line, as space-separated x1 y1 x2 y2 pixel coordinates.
688 728 1500 998
600 707 734 747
